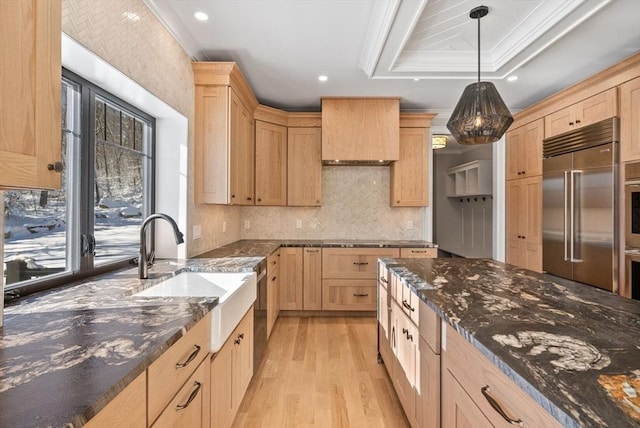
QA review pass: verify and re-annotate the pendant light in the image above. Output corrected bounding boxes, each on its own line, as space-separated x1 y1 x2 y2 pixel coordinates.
432 135 447 150
446 6 513 145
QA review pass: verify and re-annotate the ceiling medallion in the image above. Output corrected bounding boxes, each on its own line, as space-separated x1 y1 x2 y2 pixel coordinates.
446 5 513 145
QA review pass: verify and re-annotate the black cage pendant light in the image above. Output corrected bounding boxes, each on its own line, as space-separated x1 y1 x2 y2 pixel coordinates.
447 5 513 145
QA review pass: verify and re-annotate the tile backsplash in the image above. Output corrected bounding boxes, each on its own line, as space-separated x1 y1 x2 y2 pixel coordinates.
241 166 425 240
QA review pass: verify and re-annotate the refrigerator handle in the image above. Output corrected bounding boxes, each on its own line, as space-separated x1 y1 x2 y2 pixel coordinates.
564 171 570 261
571 170 583 262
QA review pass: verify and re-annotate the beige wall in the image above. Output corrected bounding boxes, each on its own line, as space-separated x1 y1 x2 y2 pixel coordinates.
62 0 240 257
241 167 424 240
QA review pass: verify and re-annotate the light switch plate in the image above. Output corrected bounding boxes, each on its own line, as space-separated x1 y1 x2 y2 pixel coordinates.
193 225 202 240
244 220 251 229
407 220 414 230
296 219 302 229
222 221 227 233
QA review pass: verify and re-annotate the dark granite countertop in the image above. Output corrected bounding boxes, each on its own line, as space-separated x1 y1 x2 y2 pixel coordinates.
0 257 261 428
197 239 437 258
382 257 640 428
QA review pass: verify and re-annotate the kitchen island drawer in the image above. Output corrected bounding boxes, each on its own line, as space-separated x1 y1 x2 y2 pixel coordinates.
322 279 376 310
148 312 211 424
322 248 400 279
399 247 437 258
443 324 561 428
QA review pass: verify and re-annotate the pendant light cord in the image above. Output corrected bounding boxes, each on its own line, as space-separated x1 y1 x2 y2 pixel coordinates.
477 13 481 84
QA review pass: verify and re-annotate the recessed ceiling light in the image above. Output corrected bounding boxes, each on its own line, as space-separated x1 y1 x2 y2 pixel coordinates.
318 75 328 82
413 78 420 82
507 75 518 82
122 11 140 21
194 11 209 21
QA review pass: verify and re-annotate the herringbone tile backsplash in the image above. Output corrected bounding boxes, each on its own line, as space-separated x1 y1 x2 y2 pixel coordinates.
242 167 424 240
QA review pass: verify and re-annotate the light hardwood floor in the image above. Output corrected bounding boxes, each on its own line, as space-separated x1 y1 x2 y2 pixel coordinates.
232 316 410 428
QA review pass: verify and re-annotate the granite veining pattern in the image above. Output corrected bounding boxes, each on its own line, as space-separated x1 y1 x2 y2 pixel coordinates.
0 257 260 428
383 257 640 427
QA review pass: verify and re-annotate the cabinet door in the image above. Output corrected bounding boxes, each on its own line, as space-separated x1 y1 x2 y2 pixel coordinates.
505 180 523 242
152 359 210 428
211 341 234 428
419 337 440 428
267 251 280 338
279 247 303 310
391 128 429 206
621 77 640 162
255 120 287 205
522 119 544 177
506 125 523 181
303 248 323 310
393 305 417 426
544 106 574 139
232 307 254 410
522 176 542 245
85 372 146 428
230 89 254 205
442 369 493 428
0 0 61 190
576 88 617 128
288 127 322 206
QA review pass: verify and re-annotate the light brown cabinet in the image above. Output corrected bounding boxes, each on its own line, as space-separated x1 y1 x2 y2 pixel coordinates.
193 63 257 205
210 306 254 428
321 98 399 161
442 324 562 428
0 0 61 190
621 76 640 162
303 248 323 310
147 313 211 425
279 247 303 310
255 120 287 205
152 358 210 428
399 247 437 258
287 127 322 206
391 128 429 207
418 300 441 428
85 372 146 428
506 119 544 181
267 250 280 337
506 176 542 272
544 88 617 139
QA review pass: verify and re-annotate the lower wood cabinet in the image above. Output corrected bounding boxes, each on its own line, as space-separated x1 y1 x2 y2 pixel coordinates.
442 323 562 428
392 301 419 427
210 306 254 428
85 372 146 428
152 358 210 428
400 247 437 258
279 247 303 310
267 250 280 338
506 176 542 272
323 279 377 310
303 248 322 310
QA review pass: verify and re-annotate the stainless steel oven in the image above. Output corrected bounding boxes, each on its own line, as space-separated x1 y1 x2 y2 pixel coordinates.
624 249 640 300
625 162 640 248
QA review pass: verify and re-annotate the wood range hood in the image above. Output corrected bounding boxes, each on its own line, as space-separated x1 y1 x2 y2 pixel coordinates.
321 97 400 165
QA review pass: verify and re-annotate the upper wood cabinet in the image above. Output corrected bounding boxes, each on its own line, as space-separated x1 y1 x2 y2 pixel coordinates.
506 176 542 272
255 120 287 205
391 128 429 207
544 88 617 139
506 119 544 180
621 76 640 162
193 63 258 205
321 98 399 161
0 0 62 190
288 127 322 206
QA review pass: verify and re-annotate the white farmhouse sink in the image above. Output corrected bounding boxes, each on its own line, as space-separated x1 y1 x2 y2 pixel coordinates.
134 271 257 352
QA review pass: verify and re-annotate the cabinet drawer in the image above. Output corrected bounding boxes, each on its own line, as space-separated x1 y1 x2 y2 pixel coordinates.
322 279 376 310
322 248 400 279
148 313 211 424
400 280 420 326
418 299 440 354
378 262 390 290
444 324 562 428
267 250 280 271
152 357 210 428
400 247 437 258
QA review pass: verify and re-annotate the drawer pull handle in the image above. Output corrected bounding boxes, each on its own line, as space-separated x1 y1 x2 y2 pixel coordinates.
380 277 388 283
353 293 369 297
481 386 523 426
176 381 202 410
401 328 413 341
402 300 415 312
306 249 320 253
353 262 369 265
175 345 201 369
411 250 428 253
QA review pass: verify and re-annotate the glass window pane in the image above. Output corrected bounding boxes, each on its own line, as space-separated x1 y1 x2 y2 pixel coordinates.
3 80 80 288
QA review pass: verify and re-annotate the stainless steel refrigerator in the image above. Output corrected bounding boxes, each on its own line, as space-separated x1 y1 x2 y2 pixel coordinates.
542 118 618 292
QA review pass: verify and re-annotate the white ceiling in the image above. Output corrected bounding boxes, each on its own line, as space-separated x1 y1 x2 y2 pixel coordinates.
144 0 640 141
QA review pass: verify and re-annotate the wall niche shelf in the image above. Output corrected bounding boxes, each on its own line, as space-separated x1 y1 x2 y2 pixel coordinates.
446 160 493 197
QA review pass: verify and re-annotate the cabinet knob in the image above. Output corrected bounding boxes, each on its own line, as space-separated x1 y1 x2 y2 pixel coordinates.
247 197 252 201
231 194 236 199
47 161 63 173
569 122 574 126
575 119 581 124
257 198 262 202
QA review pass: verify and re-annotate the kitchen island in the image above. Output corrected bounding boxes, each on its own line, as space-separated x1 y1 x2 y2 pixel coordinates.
382 257 640 427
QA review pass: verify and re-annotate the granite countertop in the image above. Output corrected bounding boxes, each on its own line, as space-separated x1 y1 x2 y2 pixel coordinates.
197 239 437 258
0 257 261 428
383 257 640 428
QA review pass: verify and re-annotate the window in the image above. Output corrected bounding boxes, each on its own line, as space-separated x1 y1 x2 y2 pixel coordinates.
3 70 155 299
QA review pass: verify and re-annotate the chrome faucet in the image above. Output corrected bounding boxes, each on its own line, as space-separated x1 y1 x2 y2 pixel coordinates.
139 213 184 279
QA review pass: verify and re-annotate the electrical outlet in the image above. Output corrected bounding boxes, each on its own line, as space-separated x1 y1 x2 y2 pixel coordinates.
407 220 414 230
193 225 202 240
296 219 302 229
244 220 251 229
222 221 227 233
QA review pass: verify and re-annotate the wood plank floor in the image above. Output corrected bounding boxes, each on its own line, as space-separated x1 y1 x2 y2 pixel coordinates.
232 316 410 428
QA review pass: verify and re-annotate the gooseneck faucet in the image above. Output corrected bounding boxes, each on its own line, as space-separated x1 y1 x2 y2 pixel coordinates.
139 213 184 279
